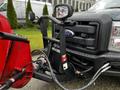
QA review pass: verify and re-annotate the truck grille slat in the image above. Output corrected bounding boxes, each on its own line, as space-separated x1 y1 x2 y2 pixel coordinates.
67 36 95 46
70 25 95 34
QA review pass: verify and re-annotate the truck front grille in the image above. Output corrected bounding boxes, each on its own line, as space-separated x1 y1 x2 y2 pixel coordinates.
54 16 112 54
55 21 99 54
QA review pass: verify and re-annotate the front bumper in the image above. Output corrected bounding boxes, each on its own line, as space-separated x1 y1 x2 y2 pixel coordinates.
67 48 120 76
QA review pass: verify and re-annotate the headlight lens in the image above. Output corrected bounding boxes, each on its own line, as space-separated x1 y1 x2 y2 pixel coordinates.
109 22 120 52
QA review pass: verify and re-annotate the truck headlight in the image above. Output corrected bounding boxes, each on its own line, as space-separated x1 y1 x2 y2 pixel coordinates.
109 22 120 52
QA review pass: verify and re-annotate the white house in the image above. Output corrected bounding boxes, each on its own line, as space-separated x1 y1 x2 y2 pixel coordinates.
38 0 96 11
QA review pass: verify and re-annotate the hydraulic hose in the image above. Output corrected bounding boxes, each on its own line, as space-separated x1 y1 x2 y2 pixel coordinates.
91 63 110 80
38 50 111 90
0 69 26 90
75 66 111 90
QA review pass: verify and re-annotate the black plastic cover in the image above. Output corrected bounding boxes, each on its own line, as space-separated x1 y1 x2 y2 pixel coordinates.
67 13 112 54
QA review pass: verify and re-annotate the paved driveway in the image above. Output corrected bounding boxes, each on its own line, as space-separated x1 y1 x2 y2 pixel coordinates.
10 79 48 90
10 76 120 90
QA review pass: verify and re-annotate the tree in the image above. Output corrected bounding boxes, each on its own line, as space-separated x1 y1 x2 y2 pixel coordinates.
42 4 49 16
42 4 49 27
7 0 18 29
26 0 33 27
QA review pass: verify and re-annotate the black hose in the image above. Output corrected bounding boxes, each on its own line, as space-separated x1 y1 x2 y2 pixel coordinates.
0 69 26 90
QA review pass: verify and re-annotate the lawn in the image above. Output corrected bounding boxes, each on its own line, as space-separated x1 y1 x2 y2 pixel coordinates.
15 27 51 51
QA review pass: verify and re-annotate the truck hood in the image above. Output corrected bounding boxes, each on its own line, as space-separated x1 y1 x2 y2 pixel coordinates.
70 9 120 21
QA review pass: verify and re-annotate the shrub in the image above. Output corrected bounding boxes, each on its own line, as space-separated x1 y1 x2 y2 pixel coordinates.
42 4 49 27
43 4 49 15
7 0 18 29
26 0 33 27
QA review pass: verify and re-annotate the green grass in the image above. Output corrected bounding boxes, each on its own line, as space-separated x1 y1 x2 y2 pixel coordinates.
15 27 51 50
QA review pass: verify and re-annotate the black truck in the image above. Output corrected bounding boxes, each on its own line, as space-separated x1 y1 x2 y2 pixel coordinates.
33 0 120 89
39 0 120 80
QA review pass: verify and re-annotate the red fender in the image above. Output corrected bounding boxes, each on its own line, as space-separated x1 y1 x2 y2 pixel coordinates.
0 14 33 88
